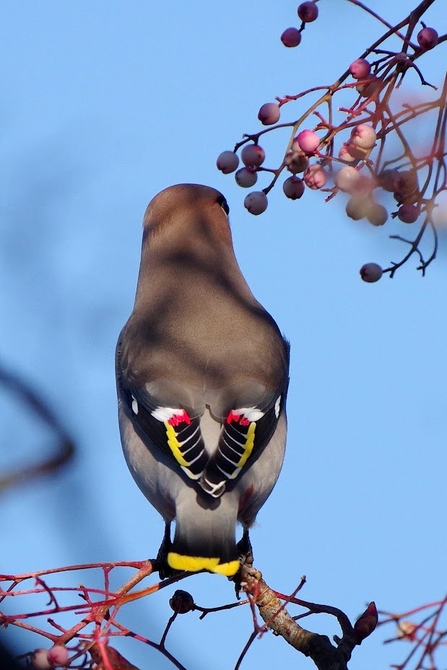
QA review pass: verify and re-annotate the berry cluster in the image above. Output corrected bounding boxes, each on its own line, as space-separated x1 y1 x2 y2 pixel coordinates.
217 1 446 281
280 1 319 48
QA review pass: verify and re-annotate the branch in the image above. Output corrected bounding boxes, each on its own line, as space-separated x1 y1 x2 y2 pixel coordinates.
240 564 377 670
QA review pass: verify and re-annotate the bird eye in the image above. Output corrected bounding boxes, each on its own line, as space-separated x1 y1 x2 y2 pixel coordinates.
217 195 230 216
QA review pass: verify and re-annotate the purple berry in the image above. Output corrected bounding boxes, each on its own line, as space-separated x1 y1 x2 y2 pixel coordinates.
283 176 305 200
360 263 383 283
349 58 371 80
397 204 419 223
417 27 438 50
241 144 265 167
281 27 302 47
378 169 399 192
298 1 319 22
393 170 419 203
216 151 239 174
258 102 280 125
244 191 268 215
169 590 195 614
285 151 309 174
235 167 258 188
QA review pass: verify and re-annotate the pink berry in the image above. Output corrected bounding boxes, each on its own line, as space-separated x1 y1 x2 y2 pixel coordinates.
283 175 305 200
334 166 361 192
338 144 357 162
397 621 417 640
281 27 302 47
356 77 380 98
397 204 419 223
244 191 268 215
304 164 327 189
295 129 320 154
47 645 69 668
351 124 376 150
298 1 319 22
367 203 388 226
285 151 309 174
290 136 301 152
241 144 265 167
417 27 438 50
345 194 371 220
349 58 371 80
235 167 258 188
216 151 239 174
344 143 369 161
31 649 51 670
360 263 383 283
258 102 280 125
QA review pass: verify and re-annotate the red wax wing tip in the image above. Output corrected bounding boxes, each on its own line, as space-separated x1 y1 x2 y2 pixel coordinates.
168 410 192 426
226 410 250 426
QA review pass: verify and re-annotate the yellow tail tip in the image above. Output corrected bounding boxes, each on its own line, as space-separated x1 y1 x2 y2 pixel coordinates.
168 552 240 576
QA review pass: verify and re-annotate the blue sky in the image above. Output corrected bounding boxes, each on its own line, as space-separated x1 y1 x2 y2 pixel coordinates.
1 1 446 669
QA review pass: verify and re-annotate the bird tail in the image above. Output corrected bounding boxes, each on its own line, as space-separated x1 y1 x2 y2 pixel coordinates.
167 490 240 576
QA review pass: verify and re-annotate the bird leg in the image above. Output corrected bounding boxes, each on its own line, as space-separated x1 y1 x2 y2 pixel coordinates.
236 528 254 565
154 522 174 579
232 529 254 596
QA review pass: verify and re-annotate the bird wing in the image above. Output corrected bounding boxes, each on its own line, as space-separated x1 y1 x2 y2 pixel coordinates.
117 320 289 499
118 376 210 481
199 391 286 497
118 362 287 499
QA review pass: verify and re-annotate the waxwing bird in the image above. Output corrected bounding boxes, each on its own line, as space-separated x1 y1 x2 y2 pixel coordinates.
116 184 289 577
